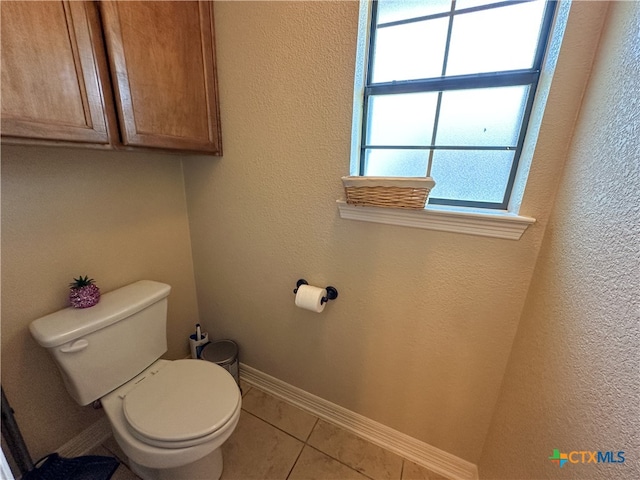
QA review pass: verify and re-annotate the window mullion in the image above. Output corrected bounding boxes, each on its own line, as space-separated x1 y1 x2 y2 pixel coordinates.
427 1 456 177
363 145 517 151
366 70 539 95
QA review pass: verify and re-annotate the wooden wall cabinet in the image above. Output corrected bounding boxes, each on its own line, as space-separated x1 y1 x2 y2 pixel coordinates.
1 1 113 144
1 1 222 155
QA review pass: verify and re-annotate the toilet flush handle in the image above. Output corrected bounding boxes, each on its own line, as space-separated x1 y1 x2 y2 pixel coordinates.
59 339 89 353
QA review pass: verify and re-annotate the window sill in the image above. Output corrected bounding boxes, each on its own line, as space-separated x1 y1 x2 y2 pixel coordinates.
336 201 535 240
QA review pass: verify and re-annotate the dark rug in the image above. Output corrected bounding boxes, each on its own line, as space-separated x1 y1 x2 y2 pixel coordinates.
22 453 120 480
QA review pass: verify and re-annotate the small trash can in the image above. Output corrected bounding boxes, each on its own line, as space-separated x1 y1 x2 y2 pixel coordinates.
200 339 240 387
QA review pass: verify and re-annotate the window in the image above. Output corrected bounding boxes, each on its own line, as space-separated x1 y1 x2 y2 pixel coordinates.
352 0 559 210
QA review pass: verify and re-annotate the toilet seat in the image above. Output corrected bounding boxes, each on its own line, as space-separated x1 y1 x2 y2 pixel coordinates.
122 359 240 448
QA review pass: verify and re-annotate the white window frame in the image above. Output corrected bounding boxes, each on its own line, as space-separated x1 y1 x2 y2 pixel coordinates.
338 0 571 240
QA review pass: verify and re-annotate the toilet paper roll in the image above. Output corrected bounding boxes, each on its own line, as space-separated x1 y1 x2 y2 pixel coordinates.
295 285 327 313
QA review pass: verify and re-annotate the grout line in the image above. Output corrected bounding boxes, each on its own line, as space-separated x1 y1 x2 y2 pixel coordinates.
303 417 319 444
241 391 378 480
241 410 306 445
284 443 306 480
245 386 391 480
303 444 377 480
238 408 310 480
242 386 320 443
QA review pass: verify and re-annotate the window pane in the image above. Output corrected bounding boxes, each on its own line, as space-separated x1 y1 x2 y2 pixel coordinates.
367 92 439 146
446 1 546 76
364 149 429 177
371 18 448 83
429 150 513 203
377 0 452 24
435 86 528 147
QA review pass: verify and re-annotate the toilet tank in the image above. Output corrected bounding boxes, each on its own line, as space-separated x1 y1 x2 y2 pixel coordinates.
30 280 171 406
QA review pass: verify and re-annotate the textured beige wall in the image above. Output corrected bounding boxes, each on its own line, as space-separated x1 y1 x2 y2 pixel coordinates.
1 146 199 461
182 1 605 462
479 1 640 478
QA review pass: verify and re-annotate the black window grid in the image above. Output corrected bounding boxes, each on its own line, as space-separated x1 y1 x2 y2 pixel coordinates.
359 0 558 209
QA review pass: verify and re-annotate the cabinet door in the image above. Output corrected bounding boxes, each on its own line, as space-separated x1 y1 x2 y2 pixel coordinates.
1 1 112 144
100 1 222 154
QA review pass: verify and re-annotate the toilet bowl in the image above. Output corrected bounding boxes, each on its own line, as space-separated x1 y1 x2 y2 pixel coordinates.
29 280 241 480
101 359 241 479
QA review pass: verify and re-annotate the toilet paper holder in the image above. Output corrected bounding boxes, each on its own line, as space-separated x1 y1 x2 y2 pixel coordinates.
293 279 338 305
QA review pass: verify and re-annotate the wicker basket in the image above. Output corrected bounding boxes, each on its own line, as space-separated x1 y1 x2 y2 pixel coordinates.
342 176 436 209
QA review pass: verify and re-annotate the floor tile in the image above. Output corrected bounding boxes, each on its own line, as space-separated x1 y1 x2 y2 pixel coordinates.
288 446 371 480
221 410 303 479
401 460 449 480
242 387 318 441
307 420 403 480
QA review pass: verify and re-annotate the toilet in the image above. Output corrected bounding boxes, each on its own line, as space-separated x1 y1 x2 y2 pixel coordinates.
29 280 241 480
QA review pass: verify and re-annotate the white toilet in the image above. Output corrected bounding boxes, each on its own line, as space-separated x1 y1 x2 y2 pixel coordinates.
29 280 241 480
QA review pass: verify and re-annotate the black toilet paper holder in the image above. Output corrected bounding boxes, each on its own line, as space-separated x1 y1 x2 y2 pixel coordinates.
293 279 338 305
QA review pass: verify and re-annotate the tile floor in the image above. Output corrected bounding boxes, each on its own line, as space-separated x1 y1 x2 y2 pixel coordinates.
96 383 448 480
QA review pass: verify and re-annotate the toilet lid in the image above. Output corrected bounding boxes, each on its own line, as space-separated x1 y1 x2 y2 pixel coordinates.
123 359 240 443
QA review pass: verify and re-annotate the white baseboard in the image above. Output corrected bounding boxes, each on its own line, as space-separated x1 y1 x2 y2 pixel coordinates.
240 363 478 480
57 416 111 459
